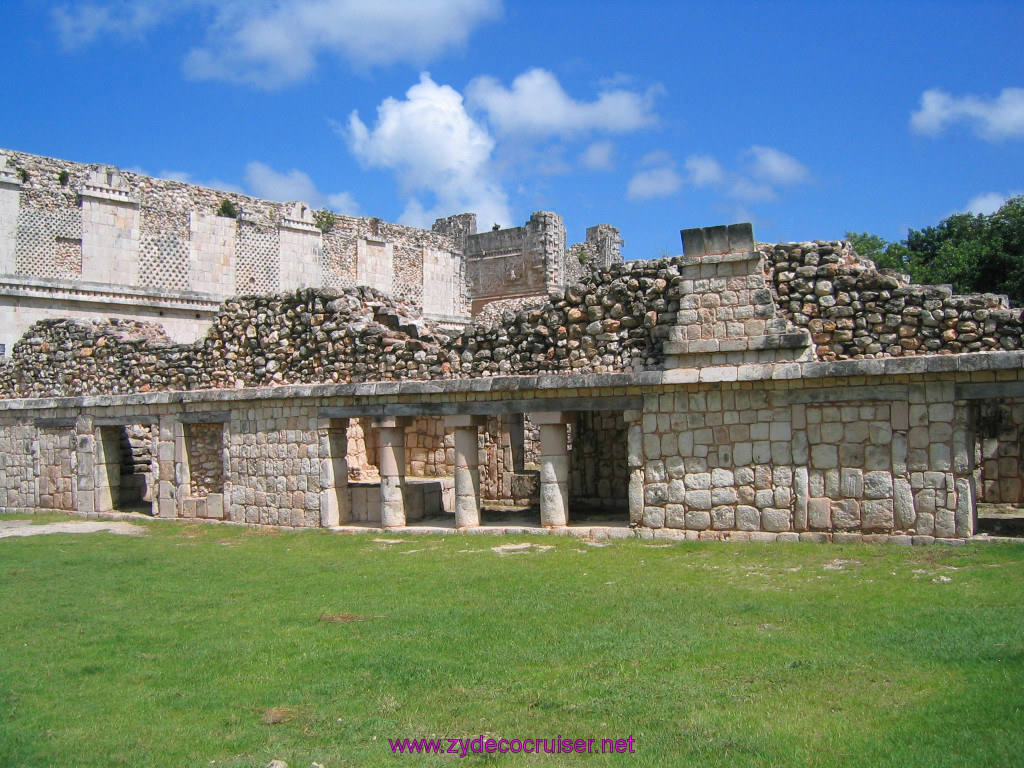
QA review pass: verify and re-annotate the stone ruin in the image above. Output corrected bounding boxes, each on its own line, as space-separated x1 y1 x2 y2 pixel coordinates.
4 211 1024 543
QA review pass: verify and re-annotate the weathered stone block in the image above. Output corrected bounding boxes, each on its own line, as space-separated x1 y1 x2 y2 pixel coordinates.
831 498 861 529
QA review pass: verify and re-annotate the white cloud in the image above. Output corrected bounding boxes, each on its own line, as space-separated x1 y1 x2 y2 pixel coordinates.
912 87 1024 140
629 145 807 205
684 154 724 188
52 1 173 47
746 145 809 186
965 190 1024 215
347 73 510 228
244 161 358 213
53 0 503 87
730 177 777 203
627 165 683 201
580 142 614 170
466 68 658 138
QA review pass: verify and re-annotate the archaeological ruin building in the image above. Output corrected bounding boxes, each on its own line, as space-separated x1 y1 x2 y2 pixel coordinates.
2 148 1024 543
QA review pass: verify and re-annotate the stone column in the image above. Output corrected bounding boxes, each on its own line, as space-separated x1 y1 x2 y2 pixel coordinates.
952 402 976 537
533 411 571 527
623 409 645 526
319 418 350 527
375 416 408 528
74 415 95 514
446 415 486 528
156 415 178 518
173 420 189 518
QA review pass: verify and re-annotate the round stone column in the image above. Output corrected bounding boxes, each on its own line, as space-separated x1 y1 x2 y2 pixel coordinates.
374 416 408 528
446 415 486 528
532 411 572 527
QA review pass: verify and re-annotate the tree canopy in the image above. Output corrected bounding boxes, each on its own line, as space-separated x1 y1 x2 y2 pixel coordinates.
846 195 1024 305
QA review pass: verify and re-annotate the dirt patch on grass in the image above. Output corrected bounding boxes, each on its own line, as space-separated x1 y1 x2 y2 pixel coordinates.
0 519 145 539
318 612 377 623
259 707 300 725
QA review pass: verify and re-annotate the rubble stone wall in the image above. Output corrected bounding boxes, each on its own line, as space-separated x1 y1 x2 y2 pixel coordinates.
763 240 1024 360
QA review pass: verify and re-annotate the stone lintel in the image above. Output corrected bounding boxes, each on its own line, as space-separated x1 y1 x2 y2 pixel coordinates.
955 381 1024 400
33 417 77 428
180 411 230 424
530 411 572 425
443 414 487 429
372 415 409 430
94 414 160 426
774 385 910 406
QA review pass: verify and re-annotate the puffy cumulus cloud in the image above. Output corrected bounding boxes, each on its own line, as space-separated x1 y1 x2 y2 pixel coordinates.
466 68 658 138
965 190 1024 215
347 73 510 228
627 146 808 205
580 141 615 171
729 177 777 203
684 154 724 188
53 0 502 87
244 161 358 214
911 87 1024 140
627 165 683 201
745 145 809 186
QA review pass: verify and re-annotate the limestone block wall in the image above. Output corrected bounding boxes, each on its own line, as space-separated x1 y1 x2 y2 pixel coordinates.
228 406 322 527
0 160 20 272
279 205 322 292
0 422 40 509
634 374 975 541
36 426 77 511
189 213 237 295
405 416 450 477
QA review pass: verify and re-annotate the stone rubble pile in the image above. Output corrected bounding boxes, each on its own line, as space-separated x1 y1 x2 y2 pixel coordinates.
763 241 1024 360
3 240 1024 399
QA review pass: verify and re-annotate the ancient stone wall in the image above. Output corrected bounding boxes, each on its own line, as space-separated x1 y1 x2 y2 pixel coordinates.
973 398 1024 505
763 240 1024 360
0 149 469 354
631 374 974 540
569 410 628 511
565 224 623 287
0 254 686 397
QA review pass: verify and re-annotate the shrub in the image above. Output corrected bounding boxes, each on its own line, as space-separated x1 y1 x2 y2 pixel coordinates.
314 207 336 233
215 199 238 219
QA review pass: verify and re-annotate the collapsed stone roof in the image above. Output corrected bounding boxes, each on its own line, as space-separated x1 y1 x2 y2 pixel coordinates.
2 240 1023 400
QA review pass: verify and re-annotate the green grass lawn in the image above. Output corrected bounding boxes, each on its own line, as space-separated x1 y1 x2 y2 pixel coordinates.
1 516 1023 768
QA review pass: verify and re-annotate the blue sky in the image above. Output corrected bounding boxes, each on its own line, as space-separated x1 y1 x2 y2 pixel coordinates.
2 0 1023 259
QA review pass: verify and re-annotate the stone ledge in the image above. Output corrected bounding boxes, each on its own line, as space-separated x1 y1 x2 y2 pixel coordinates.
0 274 226 308
2 350 1023 411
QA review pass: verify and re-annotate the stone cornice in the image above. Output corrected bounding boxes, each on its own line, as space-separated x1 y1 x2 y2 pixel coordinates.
2 350 1023 412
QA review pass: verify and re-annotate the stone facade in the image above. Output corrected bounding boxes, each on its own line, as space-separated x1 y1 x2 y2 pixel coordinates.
3 220 1023 542
1 149 621 358
0 150 469 354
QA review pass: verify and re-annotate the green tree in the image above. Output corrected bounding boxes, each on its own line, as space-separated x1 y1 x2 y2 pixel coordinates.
844 230 910 274
847 195 1024 304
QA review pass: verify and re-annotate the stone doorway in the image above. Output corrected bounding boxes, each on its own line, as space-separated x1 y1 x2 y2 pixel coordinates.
95 424 155 514
568 410 630 526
